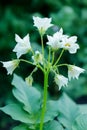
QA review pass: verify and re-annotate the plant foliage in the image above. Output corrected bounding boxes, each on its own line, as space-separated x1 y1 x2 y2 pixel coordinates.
0 74 87 130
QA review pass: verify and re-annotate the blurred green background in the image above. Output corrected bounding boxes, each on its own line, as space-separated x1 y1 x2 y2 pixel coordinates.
0 0 87 129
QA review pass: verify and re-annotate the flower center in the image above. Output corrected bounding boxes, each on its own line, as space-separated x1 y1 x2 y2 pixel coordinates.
65 43 71 47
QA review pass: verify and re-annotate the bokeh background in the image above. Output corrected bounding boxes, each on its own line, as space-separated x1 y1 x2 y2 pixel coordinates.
0 0 87 129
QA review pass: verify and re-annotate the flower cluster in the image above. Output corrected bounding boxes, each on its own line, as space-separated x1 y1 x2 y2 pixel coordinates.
46 28 79 53
0 16 85 90
54 65 85 90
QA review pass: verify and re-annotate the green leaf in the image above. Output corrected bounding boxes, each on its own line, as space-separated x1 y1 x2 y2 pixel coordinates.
12 74 41 114
36 98 61 123
13 124 29 130
35 99 59 123
44 100 59 122
13 124 35 130
0 103 34 124
78 105 87 114
56 93 80 129
44 120 64 130
72 114 87 130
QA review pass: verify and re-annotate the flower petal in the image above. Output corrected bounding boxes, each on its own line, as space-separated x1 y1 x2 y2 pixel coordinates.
1 60 20 75
13 34 31 58
68 65 85 80
23 34 30 44
68 44 79 54
55 74 68 90
33 16 53 35
15 34 23 43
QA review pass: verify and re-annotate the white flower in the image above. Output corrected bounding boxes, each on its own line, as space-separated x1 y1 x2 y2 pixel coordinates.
33 16 53 35
68 65 85 80
1 60 20 75
55 74 68 90
32 51 43 65
46 28 66 50
62 36 79 54
13 34 31 58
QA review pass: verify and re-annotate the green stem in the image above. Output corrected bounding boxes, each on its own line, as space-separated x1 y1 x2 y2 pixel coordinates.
52 52 55 65
30 67 38 76
20 59 44 72
37 64 44 72
41 34 44 58
57 63 68 67
31 49 34 55
20 59 34 65
40 71 49 130
54 49 64 66
48 47 51 62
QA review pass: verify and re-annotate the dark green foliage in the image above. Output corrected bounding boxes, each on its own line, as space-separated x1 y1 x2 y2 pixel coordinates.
0 74 87 130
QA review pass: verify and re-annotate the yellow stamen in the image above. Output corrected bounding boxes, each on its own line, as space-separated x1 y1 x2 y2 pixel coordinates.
65 43 71 47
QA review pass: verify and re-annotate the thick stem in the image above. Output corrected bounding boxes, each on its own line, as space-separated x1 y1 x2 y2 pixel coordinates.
40 71 49 130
